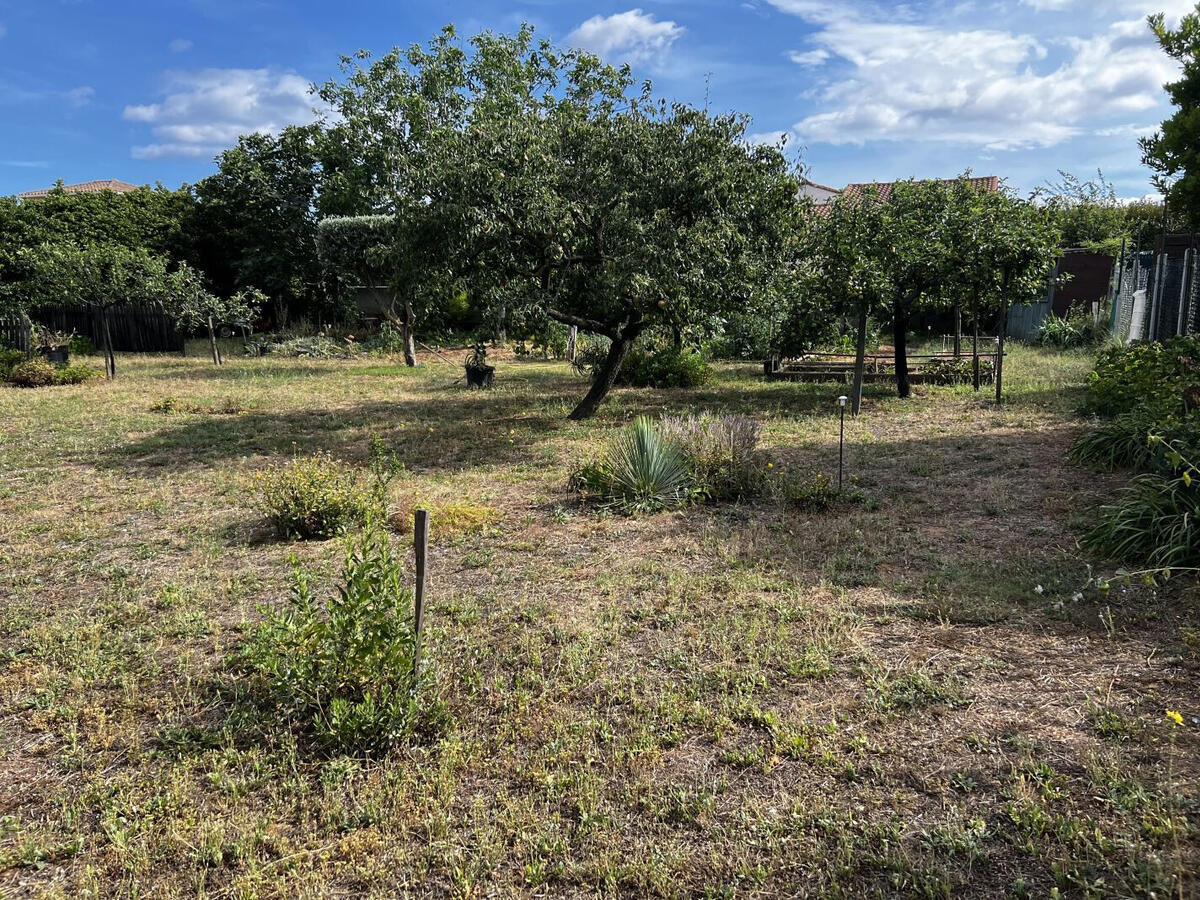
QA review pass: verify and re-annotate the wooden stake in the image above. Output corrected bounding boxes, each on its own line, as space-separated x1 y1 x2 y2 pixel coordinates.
412 508 429 679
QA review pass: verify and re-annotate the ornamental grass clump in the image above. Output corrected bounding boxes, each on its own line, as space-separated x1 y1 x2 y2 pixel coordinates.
659 412 766 500
1069 412 1200 473
570 416 695 514
1083 435 1200 569
256 452 374 540
231 526 444 755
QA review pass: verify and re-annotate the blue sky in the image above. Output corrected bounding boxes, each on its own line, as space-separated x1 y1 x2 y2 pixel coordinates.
0 0 1190 198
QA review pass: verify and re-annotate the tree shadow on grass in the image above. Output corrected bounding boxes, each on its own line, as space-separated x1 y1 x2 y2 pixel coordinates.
96 390 574 475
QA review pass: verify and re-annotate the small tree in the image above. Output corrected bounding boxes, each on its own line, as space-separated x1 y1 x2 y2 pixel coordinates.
161 265 265 365
21 244 179 378
800 191 889 413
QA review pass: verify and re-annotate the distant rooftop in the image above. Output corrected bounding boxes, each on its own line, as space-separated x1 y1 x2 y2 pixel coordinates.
841 176 1000 202
16 179 141 200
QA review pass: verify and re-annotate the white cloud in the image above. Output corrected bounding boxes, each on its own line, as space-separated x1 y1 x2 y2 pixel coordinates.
787 48 829 66
566 9 684 66
169 38 193 53
123 68 318 160
65 85 94 106
769 1 1177 151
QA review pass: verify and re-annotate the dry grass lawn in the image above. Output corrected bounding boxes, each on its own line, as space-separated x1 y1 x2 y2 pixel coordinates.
0 343 1196 898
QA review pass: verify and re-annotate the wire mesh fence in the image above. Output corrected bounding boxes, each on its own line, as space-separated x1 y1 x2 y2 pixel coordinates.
1113 247 1200 342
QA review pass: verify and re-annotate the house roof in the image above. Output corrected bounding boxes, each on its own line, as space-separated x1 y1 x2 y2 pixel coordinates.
841 175 999 202
16 179 141 200
799 178 842 195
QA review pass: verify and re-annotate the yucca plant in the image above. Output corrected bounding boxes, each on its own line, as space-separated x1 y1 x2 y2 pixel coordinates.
571 416 694 513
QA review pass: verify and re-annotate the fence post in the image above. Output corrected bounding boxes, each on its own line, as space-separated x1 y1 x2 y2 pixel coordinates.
1110 238 1125 334
1148 252 1165 341
1177 248 1193 337
412 509 429 680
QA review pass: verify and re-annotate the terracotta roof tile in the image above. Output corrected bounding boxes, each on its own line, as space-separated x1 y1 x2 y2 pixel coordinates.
16 179 141 199
841 176 999 201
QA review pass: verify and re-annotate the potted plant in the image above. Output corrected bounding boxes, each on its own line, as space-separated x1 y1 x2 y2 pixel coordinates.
33 325 73 364
464 343 495 387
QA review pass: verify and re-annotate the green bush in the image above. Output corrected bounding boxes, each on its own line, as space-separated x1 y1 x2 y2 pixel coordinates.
0 349 25 379
6 358 57 387
1084 336 1200 419
256 452 374 539
68 335 96 356
660 412 766 500
1037 310 1108 349
576 342 712 389
621 346 711 388
232 527 444 755
53 363 103 385
570 416 696 513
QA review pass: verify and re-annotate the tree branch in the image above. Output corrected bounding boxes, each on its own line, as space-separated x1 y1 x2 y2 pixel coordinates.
547 307 619 340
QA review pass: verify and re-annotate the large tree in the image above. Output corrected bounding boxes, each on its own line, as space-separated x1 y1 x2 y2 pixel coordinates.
191 125 324 326
320 26 803 418
1141 5 1200 221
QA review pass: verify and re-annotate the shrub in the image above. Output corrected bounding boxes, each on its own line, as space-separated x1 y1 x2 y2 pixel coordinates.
620 346 712 388
659 412 766 500
68 334 96 356
231 527 444 755
53 363 102 385
256 452 374 539
6 358 57 387
576 342 712 389
570 416 696 513
0 349 26 379
1084 336 1200 419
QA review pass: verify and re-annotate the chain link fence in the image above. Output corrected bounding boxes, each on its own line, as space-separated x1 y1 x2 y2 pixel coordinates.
1113 248 1200 342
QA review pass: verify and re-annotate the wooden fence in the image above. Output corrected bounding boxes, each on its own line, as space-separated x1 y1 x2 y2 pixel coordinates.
30 304 184 353
0 317 31 353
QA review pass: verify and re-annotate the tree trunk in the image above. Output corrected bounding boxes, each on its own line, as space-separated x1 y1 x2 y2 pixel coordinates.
995 268 1011 404
893 297 911 399
953 304 962 358
102 308 115 379
972 312 980 392
207 316 222 365
568 328 639 421
567 326 578 362
851 300 868 416
671 325 683 350
494 305 507 348
402 300 417 367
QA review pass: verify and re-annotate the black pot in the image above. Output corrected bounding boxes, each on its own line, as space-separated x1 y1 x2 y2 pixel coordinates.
39 345 69 364
465 364 495 388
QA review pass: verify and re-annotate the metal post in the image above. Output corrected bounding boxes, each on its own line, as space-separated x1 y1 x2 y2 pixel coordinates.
1148 252 1165 341
1178 248 1193 336
412 508 429 679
